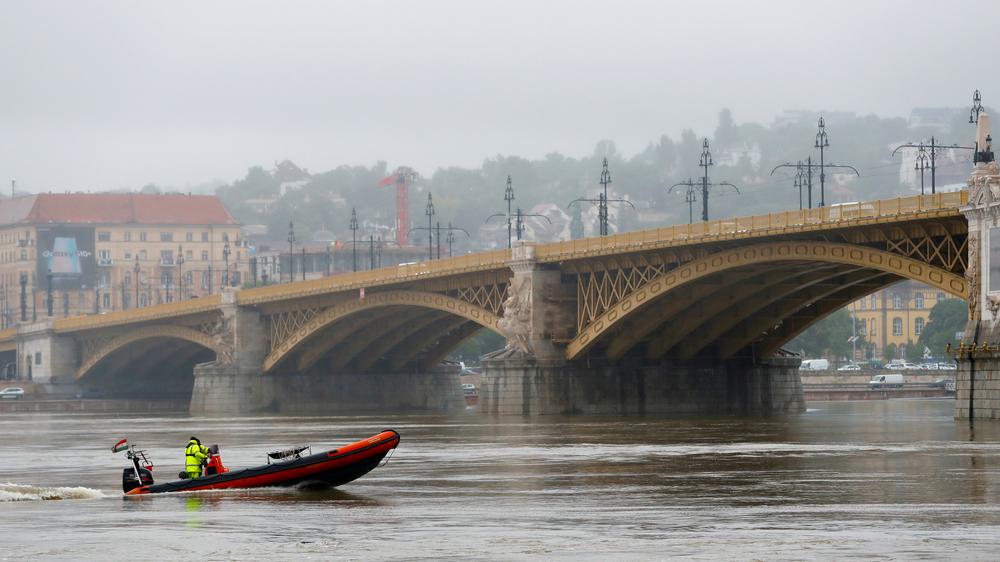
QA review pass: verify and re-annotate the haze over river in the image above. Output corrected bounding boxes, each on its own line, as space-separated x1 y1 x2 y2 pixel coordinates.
1 399 999 560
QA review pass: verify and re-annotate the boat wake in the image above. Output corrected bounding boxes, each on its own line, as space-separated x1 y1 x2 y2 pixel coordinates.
0 482 105 502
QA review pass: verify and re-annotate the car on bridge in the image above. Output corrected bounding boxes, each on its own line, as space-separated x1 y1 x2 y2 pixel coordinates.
0 387 25 400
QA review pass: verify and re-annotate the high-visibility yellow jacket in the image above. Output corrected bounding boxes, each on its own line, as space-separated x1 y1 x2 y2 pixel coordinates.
185 440 209 473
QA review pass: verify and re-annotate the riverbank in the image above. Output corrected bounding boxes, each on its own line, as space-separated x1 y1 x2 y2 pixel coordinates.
0 398 188 413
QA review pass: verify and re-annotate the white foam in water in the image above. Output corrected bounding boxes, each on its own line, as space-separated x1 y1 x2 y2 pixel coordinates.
0 482 105 502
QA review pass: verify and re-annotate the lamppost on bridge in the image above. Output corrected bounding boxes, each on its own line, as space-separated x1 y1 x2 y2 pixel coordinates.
504 175 514 248
369 234 375 269
915 145 931 195
46 269 53 317
425 193 435 260
815 117 830 207
94 285 99 314
177 245 185 300
970 89 984 124
568 159 635 234
222 241 231 289
350 207 359 272
446 226 455 257
250 256 258 287
300 247 306 281
287 220 295 283
669 140 738 221
19 273 26 322
133 256 141 308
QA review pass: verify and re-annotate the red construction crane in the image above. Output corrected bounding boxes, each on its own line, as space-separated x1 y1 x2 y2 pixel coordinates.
379 166 418 247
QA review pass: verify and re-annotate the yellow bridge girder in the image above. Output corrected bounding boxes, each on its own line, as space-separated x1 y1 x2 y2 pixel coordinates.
565 240 967 361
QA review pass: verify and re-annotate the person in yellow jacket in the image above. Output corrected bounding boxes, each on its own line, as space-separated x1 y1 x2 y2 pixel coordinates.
184 436 210 479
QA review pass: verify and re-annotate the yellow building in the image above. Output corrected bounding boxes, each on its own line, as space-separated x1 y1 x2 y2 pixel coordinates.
848 280 955 358
0 193 247 325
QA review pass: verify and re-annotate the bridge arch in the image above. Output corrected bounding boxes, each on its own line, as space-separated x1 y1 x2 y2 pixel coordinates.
566 241 967 360
263 290 503 372
75 325 224 380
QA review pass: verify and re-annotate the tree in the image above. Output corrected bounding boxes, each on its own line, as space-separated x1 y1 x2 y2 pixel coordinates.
884 342 898 361
917 298 968 358
789 308 866 359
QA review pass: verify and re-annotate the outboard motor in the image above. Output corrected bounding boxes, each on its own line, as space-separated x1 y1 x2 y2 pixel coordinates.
123 465 154 493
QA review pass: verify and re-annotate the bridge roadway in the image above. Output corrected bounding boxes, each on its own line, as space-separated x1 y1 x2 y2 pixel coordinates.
0 191 970 416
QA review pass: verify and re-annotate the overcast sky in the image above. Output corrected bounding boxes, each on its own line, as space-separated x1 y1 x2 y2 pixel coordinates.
0 1 995 191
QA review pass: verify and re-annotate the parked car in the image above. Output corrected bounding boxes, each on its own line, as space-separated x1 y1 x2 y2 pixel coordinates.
930 378 954 389
869 374 904 389
936 362 957 371
0 387 25 400
837 364 861 371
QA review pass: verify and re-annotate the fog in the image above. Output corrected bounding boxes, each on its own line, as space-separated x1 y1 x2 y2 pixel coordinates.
0 0 995 190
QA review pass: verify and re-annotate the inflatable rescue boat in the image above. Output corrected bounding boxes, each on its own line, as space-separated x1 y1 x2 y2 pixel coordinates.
115 430 400 495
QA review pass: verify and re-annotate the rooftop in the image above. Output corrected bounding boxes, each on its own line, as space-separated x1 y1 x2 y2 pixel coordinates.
0 193 239 227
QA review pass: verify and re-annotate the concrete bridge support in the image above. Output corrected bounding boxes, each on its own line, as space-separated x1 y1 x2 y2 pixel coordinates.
480 355 804 416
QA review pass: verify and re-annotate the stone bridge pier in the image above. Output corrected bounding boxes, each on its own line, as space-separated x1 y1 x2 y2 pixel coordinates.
190 290 465 415
480 245 806 416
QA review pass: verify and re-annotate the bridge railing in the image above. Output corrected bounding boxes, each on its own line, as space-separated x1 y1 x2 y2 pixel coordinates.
536 191 968 260
238 248 512 304
52 295 224 332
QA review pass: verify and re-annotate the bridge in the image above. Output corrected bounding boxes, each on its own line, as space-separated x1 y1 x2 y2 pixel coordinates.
1 188 980 417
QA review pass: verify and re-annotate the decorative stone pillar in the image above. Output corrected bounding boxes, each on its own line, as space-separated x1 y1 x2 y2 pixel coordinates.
496 242 574 360
956 112 1000 419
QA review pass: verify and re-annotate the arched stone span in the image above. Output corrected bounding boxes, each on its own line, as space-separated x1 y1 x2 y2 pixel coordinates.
75 325 223 380
565 241 967 360
263 290 503 372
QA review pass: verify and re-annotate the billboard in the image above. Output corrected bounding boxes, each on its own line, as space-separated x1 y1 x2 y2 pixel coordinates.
36 226 96 290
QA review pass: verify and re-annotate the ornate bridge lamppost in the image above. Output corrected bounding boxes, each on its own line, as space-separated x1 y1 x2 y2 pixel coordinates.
425 194 435 260
569 158 634 233
133 255 140 308
287 221 296 283
177 245 185 300
222 241 231 288
350 207 359 272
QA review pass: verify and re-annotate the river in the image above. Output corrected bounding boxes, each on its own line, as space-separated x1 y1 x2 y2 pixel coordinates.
1 399 998 560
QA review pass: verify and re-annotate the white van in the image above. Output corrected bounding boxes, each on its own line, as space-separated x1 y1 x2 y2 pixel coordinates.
869 373 904 389
800 359 830 371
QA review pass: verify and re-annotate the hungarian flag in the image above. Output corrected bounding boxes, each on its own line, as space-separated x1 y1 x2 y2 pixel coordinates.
112 438 128 453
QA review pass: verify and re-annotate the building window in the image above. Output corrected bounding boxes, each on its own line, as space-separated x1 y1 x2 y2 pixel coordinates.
892 294 902 309
186 250 193 259
201 232 209 242
160 250 173 265
184 271 193 286
858 322 866 336
139 250 147 260
870 295 877 309
34 352 41 365
161 271 173 289
915 293 924 309
202 250 209 261
892 317 903 336
915 317 925 336
124 274 131 287
124 251 132 260
160 232 173 242
124 232 132 241
102 293 111 308
201 271 211 289
99 271 111 288
859 298 866 310
97 231 111 241
20 250 26 261
140 232 147 242
870 318 876 336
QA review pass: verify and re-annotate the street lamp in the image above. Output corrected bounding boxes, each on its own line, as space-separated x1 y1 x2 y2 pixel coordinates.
133 255 140 308
970 89 984 124
350 207 359 272
599 158 612 235
815 117 830 207
222 241 231 288
46 269 53 317
287 221 295 283
18 273 26 321
425 193 435 260
177 244 185 300
504 175 515 248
